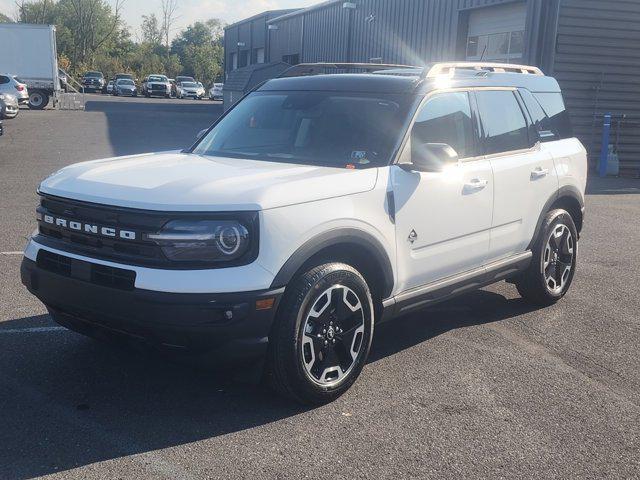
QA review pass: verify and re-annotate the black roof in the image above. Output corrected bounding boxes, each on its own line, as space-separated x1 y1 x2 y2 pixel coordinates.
258 70 561 95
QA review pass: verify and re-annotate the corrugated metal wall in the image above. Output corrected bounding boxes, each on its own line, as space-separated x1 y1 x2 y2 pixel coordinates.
267 0 525 66
551 0 640 174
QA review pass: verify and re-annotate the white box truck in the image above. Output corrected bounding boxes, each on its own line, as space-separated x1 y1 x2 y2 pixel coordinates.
0 23 60 109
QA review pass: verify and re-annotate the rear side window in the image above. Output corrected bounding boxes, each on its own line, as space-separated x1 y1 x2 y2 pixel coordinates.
412 92 477 159
0 76 9 84
533 92 573 140
475 90 530 155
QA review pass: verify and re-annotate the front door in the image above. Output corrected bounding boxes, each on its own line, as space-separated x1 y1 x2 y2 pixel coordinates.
392 91 494 293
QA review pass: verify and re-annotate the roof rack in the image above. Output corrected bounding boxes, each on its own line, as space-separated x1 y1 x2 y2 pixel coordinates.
424 62 544 78
278 62 420 78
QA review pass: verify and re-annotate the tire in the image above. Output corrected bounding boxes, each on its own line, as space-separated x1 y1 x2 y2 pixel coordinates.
28 90 49 110
516 209 578 306
265 263 375 405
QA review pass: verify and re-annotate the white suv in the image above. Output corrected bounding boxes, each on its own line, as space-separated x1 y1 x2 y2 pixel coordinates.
21 62 587 404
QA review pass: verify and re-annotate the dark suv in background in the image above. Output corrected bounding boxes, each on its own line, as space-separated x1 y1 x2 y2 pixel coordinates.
81 71 105 93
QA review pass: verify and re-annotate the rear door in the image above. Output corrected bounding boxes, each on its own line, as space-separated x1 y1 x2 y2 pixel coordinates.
474 89 558 261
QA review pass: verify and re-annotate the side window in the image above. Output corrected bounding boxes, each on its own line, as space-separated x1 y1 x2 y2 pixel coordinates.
475 90 530 155
533 92 573 140
0 76 9 84
412 92 476 159
519 88 553 142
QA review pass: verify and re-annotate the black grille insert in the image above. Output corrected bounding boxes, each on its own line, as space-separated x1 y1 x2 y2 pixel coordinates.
37 250 136 291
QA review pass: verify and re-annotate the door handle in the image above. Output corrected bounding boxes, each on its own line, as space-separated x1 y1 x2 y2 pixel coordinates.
464 178 488 192
531 167 549 180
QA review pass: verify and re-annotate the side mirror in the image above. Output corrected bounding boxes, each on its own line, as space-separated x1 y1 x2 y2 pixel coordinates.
196 128 208 140
410 142 459 172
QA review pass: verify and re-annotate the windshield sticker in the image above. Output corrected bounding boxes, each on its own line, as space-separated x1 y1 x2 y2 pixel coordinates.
351 151 370 165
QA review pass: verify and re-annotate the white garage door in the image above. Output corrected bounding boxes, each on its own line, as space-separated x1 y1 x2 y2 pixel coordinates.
466 2 527 62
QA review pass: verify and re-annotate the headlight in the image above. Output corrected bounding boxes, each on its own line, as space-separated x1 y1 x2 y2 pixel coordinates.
147 219 252 263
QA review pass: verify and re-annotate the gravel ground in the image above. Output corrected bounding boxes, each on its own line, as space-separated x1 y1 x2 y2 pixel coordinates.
0 96 638 479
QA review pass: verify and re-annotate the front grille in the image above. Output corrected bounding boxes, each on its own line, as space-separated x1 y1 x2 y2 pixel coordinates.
35 194 260 269
37 195 167 267
37 250 136 290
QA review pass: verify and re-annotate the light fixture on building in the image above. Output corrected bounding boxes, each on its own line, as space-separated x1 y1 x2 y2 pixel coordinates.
268 25 279 30
237 42 246 47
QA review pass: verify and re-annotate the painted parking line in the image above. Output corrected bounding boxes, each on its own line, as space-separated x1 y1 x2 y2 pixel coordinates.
0 251 23 255
0 326 67 334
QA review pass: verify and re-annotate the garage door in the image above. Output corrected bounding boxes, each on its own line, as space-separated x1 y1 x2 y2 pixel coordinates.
466 2 527 63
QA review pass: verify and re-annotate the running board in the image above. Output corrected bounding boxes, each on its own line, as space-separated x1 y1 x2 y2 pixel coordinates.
380 252 532 322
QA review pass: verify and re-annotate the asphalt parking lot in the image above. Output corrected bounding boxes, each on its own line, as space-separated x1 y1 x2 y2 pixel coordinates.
1 96 639 479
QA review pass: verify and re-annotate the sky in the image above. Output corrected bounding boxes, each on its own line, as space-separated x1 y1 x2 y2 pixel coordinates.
0 0 319 40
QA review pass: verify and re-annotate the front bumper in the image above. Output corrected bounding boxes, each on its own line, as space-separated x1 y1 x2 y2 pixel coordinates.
21 253 283 362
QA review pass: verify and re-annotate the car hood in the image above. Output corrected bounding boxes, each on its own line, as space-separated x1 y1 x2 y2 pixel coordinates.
38 152 379 211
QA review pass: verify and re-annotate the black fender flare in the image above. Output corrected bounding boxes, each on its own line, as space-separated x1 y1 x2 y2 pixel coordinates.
528 185 585 250
270 228 395 297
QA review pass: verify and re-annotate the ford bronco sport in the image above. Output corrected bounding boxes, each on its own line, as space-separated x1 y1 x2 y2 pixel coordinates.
21 62 587 404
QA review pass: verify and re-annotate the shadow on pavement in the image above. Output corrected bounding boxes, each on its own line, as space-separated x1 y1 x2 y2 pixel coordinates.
84 98 223 157
586 176 640 195
0 289 541 479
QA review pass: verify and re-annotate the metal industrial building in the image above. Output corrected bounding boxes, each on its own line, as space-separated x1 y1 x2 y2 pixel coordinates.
224 0 640 175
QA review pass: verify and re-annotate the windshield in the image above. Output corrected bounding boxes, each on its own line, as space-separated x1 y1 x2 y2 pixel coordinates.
85 72 102 78
149 75 167 82
117 79 134 86
182 82 197 88
192 91 412 168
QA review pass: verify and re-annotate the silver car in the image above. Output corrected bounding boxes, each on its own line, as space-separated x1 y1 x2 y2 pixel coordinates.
177 81 204 99
209 83 224 100
114 78 137 97
0 93 19 119
0 74 29 105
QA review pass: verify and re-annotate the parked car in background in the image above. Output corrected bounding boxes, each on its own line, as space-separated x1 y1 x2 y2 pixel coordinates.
175 75 195 84
106 80 114 95
0 119 3 136
209 83 223 100
142 74 171 98
177 81 205 99
81 71 105 92
0 74 29 105
113 78 137 97
0 92 19 119
114 73 135 82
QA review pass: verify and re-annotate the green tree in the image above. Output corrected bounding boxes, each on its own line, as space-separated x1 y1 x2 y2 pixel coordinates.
141 13 162 46
0 12 13 22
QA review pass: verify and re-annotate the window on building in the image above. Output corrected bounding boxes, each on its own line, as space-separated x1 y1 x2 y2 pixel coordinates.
230 52 238 70
466 31 525 61
412 92 477 160
282 54 300 66
238 50 249 68
252 48 265 64
475 90 530 154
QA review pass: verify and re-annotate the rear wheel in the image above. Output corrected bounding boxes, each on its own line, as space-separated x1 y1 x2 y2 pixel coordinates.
266 263 374 405
28 90 49 110
516 209 578 306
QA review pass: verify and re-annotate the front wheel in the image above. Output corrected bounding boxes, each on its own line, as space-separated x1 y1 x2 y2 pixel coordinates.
266 263 374 405
516 209 578 306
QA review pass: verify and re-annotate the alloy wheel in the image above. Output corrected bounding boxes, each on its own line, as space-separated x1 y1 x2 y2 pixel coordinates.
300 285 366 386
543 224 574 294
